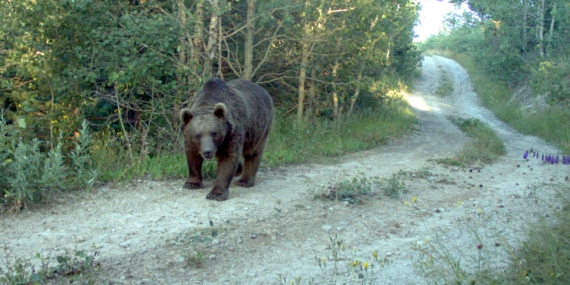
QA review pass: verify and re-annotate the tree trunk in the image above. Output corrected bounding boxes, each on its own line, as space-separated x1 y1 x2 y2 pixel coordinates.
347 65 363 118
386 38 391 62
536 0 545 57
331 57 340 120
203 0 220 78
331 36 343 120
243 0 256 80
297 39 309 124
547 3 556 55
176 0 187 75
521 0 528 53
191 1 205 77
175 0 190 125
217 18 225 79
306 68 316 119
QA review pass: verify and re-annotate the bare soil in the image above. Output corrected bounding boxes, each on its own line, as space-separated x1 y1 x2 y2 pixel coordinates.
1 55 568 284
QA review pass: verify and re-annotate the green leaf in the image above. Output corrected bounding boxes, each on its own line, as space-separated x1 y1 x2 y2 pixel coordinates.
16 117 26 129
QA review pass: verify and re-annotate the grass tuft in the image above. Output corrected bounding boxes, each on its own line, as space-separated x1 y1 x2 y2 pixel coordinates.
437 118 506 166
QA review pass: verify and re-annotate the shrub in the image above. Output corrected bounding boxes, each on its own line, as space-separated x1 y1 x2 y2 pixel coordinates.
0 114 97 211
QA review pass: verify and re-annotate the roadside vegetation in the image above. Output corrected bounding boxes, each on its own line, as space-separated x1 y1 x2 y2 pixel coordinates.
417 0 570 284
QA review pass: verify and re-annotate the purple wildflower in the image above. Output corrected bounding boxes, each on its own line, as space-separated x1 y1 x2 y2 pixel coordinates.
523 150 529 159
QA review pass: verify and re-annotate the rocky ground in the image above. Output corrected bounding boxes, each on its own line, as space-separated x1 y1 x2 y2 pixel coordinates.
1 55 568 284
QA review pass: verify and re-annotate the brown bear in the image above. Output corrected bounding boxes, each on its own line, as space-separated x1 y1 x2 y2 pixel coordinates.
179 78 274 201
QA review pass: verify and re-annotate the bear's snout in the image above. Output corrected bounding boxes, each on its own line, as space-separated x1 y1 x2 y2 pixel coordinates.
202 151 214 160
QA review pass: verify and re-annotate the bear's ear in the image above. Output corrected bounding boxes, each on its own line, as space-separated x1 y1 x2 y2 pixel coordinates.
179 108 193 130
213 103 227 120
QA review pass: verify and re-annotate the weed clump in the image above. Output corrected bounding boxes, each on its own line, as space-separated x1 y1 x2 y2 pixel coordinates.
311 173 407 204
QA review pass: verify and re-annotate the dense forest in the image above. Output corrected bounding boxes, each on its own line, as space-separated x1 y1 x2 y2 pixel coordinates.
1 0 421 208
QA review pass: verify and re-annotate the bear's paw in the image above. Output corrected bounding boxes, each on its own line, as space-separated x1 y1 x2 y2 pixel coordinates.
206 188 229 201
184 181 203 190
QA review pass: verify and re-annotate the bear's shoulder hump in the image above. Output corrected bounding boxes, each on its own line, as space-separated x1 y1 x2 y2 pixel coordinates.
204 78 226 91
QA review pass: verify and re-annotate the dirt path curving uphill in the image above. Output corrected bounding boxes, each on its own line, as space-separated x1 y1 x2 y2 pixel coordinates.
1 55 568 284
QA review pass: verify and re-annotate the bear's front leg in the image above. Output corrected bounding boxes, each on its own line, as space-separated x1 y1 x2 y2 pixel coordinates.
206 156 239 201
184 150 204 189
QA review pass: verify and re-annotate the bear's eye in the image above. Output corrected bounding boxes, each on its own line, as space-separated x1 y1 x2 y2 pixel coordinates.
194 134 202 140
211 132 217 137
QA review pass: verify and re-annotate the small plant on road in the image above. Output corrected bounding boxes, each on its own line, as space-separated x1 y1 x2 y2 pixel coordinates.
171 220 230 269
311 174 380 204
279 235 391 285
311 173 408 204
382 174 407 198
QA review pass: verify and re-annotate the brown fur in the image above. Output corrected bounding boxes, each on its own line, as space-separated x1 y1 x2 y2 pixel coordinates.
179 78 274 201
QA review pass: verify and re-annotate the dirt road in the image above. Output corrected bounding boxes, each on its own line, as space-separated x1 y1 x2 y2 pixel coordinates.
1 56 567 284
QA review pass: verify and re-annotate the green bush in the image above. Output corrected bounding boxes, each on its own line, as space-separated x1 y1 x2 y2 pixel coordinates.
0 115 96 210
532 59 570 107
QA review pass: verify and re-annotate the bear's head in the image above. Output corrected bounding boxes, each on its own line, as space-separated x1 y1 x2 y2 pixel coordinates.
180 103 231 160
